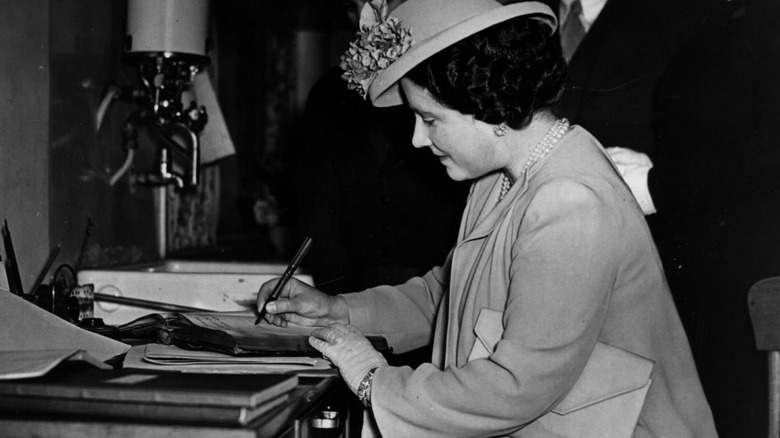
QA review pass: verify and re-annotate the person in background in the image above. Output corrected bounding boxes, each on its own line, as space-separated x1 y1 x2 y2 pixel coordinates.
294 0 468 296
545 0 780 433
259 0 717 436
294 0 469 368
607 0 780 434
500 0 702 215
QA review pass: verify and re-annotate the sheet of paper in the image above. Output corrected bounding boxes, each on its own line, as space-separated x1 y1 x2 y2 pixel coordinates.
0 293 129 362
181 72 236 164
181 312 316 338
0 349 110 380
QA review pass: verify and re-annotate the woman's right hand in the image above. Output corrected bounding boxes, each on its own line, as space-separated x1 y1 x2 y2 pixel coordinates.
256 277 350 328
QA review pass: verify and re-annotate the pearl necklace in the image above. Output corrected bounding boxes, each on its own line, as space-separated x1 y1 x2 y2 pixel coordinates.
498 118 571 203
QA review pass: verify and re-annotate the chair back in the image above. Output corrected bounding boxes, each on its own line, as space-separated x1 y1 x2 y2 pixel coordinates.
748 277 780 438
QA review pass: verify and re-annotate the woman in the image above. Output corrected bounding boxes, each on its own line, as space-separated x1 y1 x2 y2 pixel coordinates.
257 0 717 436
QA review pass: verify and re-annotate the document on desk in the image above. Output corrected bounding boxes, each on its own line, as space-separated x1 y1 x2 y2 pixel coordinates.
0 391 289 426
122 343 334 375
0 367 298 407
119 310 390 357
0 293 129 363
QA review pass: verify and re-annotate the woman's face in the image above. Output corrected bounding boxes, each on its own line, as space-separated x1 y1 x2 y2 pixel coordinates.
401 78 500 181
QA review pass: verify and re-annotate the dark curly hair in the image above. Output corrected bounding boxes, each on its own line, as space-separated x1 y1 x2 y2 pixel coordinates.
405 16 567 130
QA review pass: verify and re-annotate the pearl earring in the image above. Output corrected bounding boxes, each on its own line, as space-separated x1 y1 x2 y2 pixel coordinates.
493 123 508 137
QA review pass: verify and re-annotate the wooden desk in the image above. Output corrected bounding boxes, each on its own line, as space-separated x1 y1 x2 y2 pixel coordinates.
0 376 353 438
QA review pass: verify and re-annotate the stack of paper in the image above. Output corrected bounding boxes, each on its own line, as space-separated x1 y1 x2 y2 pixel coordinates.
0 293 129 363
123 343 335 377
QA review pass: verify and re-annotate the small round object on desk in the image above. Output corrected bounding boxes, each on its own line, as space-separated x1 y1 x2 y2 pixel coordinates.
53 264 76 296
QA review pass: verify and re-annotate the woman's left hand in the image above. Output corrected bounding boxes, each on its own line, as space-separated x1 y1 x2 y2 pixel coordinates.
309 323 388 395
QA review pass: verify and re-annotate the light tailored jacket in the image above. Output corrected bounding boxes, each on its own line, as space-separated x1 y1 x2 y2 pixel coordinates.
344 127 717 438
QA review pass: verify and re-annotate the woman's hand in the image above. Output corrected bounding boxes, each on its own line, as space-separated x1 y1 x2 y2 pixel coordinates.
256 277 349 327
309 323 388 395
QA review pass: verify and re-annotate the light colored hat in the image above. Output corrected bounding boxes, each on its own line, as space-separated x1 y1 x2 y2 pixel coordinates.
368 0 557 107
367 0 557 107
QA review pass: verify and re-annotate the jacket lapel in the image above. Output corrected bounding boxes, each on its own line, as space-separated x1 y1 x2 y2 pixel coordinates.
443 171 536 365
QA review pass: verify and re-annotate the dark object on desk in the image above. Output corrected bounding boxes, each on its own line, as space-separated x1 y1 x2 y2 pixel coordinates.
27 239 62 297
0 367 298 407
118 311 391 357
74 216 93 271
0 392 288 426
0 368 297 426
256 236 313 325
1 219 25 296
53 264 76 295
0 376 347 438
94 292 210 313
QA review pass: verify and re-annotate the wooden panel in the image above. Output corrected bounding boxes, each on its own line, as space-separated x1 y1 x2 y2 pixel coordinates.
749 277 780 351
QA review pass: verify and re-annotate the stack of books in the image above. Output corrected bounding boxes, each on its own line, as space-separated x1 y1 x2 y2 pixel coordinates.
0 366 299 426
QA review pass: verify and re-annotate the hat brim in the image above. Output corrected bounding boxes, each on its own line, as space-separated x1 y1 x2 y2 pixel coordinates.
368 2 557 107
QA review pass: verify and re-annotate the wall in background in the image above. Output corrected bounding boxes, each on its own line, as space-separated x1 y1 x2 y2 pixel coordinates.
0 0 50 291
190 0 352 261
49 0 159 271
0 0 354 285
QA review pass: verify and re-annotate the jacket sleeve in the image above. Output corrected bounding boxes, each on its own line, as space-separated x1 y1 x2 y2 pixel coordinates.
342 252 451 354
367 179 621 437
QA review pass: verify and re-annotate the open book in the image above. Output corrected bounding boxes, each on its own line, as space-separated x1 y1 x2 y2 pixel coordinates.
118 311 391 357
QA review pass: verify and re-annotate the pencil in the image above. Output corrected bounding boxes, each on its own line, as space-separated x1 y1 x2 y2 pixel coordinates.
2 219 25 297
28 239 63 297
255 236 313 325
94 293 210 313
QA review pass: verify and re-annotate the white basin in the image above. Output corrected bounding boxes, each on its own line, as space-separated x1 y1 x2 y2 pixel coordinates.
77 260 313 325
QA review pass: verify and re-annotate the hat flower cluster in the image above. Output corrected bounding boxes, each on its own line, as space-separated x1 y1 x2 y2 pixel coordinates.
339 0 413 99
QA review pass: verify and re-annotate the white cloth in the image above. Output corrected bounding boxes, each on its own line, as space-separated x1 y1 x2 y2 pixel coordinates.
606 147 656 215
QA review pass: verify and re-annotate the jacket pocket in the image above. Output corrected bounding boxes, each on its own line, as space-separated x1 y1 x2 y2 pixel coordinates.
469 308 654 438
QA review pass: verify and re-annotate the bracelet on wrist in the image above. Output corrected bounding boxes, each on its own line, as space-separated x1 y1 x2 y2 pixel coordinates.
357 367 378 408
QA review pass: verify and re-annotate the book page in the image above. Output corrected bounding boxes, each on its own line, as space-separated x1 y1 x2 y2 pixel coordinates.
0 350 111 380
178 312 315 338
0 294 129 362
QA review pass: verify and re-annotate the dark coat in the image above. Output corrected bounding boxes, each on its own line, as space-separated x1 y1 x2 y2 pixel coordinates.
554 0 780 434
294 67 469 295
650 1 780 435
553 0 701 154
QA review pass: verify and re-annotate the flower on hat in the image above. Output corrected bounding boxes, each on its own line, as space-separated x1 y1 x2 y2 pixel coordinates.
339 0 413 99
